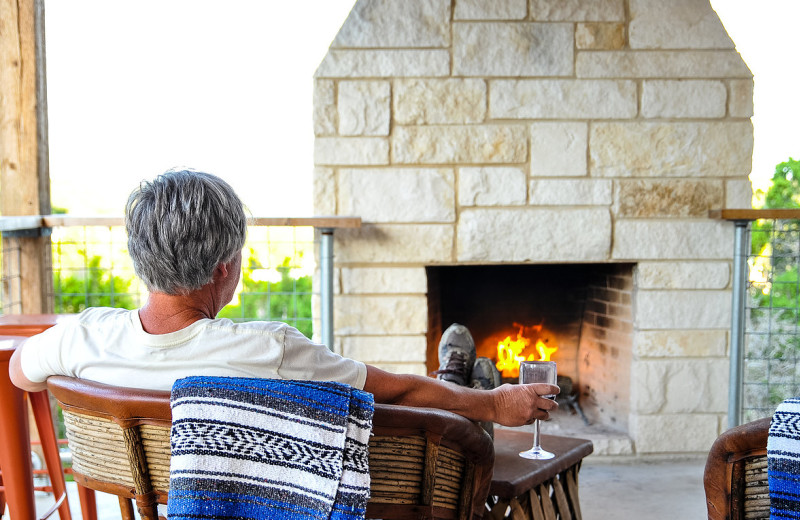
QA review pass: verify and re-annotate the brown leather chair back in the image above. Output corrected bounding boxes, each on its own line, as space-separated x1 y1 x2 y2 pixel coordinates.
48 376 494 520
704 417 770 520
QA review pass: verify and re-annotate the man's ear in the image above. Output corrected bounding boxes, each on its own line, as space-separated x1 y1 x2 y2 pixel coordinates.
214 261 230 280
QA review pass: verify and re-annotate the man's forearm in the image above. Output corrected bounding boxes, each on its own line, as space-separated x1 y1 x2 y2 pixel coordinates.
363 365 558 427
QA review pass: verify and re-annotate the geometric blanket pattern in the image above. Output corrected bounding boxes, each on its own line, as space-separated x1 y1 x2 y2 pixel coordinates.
768 397 800 520
167 376 374 520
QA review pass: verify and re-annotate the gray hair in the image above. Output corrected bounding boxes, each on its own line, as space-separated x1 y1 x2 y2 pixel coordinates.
125 169 247 294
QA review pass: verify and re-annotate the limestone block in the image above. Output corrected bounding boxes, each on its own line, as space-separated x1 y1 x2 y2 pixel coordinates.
338 168 455 223
575 23 625 49
632 360 728 414
613 220 732 260
338 81 390 136
315 50 450 78
457 208 611 262
729 79 754 118
633 413 719 453
453 23 573 77
529 179 612 206
341 267 427 294
642 80 727 119
454 0 526 20
332 0 450 48
637 261 730 289
394 79 486 125
341 335 427 363
577 51 752 79
635 290 731 329
616 179 724 217
312 167 336 215
585 438 634 456
726 179 754 209
313 80 336 136
590 122 753 177
314 137 389 166
311 267 341 296
458 167 527 206
491 80 637 119
635 330 727 358
530 122 588 176
392 125 527 164
530 0 625 21
334 295 427 335
334 224 454 264
629 0 735 49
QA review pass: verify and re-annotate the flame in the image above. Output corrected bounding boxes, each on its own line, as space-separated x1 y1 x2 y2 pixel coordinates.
495 324 557 378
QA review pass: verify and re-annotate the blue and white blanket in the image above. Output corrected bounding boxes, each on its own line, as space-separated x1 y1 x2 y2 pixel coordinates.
768 397 800 519
167 376 374 520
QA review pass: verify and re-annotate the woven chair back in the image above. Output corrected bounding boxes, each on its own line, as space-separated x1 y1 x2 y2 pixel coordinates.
704 417 770 520
47 376 495 520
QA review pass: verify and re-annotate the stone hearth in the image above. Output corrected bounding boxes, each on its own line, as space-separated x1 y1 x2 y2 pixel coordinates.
312 0 752 457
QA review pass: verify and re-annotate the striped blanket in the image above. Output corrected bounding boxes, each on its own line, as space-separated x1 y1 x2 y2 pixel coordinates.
769 397 800 519
167 376 374 520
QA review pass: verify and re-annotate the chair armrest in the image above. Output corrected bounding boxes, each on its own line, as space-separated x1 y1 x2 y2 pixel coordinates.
704 417 770 520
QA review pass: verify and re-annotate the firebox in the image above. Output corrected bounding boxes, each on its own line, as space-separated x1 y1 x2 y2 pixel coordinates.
426 263 634 432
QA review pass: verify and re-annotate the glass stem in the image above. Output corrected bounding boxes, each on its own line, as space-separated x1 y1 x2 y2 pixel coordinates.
533 419 541 449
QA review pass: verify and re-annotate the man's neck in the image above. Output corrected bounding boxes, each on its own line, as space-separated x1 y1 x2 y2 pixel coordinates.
138 291 216 334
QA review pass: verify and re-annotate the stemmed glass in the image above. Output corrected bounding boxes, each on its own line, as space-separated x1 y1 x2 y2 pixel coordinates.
518 361 557 460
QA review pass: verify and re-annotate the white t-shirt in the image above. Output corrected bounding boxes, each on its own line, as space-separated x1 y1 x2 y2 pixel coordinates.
20 307 367 392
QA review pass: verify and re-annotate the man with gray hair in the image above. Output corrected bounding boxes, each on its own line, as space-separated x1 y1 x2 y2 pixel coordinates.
10 169 558 428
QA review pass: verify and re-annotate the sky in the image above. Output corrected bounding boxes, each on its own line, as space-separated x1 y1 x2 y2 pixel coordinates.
45 0 357 216
43 0 798 216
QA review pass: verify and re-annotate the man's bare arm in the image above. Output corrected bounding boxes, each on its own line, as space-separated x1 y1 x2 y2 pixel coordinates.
8 339 48 393
363 364 558 427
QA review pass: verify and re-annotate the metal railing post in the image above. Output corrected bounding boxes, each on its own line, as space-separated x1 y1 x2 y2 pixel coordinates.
729 220 749 428
320 229 334 350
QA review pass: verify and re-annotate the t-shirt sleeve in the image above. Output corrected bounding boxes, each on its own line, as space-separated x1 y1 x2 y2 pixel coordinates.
19 320 77 383
278 326 367 390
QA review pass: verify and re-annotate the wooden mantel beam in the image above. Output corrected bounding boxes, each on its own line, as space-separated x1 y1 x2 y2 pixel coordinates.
0 0 52 313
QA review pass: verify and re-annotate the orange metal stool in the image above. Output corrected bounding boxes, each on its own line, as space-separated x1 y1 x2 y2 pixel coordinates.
0 316 97 520
0 344 74 519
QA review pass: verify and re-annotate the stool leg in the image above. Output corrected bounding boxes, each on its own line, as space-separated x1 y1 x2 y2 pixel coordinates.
0 471 6 514
30 390 72 520
77 485 98 520
0 369 37 519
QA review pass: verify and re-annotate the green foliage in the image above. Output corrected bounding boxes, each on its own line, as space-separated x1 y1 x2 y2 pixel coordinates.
751 158 800 255
50 248 313 336
746 158 800 398
218 250 313 338
53 255 137 313
763 158 800 209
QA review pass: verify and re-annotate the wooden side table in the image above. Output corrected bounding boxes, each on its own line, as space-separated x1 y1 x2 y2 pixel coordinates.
488 430 593 520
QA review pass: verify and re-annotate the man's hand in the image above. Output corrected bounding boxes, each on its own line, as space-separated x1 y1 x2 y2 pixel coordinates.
489 382 560 426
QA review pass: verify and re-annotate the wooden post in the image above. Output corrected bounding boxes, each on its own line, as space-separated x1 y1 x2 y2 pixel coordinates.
0 0 52 313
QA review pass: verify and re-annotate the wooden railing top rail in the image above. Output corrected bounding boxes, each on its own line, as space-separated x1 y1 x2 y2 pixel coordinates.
0 215 361 232
710 209 800 221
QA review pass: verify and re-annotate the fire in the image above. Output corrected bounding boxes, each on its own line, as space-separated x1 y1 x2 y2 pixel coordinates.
495 324 558 378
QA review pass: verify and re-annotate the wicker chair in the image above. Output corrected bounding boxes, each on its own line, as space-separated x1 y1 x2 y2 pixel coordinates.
704 417 771 520
47 375 494 520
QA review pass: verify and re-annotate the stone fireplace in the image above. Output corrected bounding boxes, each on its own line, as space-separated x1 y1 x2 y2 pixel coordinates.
312 0 753 457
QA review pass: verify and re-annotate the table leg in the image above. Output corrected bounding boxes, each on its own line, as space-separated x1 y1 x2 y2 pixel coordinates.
0 357 37 519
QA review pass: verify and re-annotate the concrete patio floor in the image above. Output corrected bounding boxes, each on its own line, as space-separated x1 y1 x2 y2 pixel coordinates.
20 457 707 519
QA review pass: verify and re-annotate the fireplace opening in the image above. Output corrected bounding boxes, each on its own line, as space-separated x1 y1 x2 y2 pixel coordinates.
426 263 635 434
